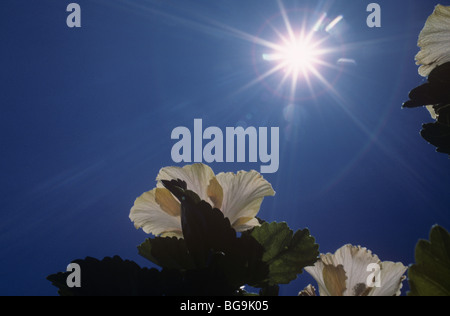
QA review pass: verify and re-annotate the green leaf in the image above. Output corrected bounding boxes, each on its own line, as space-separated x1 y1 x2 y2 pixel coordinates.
250 222 319 286
138 237 195 271
408 225 450 296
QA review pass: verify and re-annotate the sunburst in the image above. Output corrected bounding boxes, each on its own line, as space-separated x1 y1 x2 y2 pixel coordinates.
246 2 348 101
263 33 323 79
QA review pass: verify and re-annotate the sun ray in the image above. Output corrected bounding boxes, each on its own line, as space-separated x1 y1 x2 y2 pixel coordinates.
267 21 292 47
235 61 288 95
277 0 296 43
276 70 293 94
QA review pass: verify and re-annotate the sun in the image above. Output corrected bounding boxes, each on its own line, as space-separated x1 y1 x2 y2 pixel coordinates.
282 40 317 71
210 1 351 101
263 33 322 80
236 3 351 101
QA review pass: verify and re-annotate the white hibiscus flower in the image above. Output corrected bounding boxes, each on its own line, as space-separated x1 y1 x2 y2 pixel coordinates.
303 244 407 296
129 163 275 238
415 5 450 77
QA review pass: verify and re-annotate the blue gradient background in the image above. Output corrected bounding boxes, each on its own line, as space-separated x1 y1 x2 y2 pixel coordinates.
1 0 449 295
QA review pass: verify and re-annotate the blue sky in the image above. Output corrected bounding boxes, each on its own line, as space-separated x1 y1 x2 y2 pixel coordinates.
1 0 450 295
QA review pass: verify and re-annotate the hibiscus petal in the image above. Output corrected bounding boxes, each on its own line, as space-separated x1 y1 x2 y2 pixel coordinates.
216 170 275 232
323 264 347 296
304 261 331 296
298 284 317 296
129 189 182 237
156 164 215 203
207 177 223 210
305 249 355 296
155 188 181 217
427 105 439 119
333 245 380 296
370 261 407 296
415 5 450 77
308 245 408 296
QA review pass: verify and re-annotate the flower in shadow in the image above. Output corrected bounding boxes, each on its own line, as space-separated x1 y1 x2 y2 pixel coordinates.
129 163 275 238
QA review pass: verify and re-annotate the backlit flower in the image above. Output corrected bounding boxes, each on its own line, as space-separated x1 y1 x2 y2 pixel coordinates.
129 163 275 238
303 244 407 296
416 5 450 77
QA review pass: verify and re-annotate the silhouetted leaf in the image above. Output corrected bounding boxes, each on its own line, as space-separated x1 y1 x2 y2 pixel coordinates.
408 225 450 296
138 237 195 271
428 62 450 86
404 62 450 156
161 178 267 291
404 62 450 108
421 122 450 155
259 285 280 296
47 256 165 296
436 104 450 126
47 255 244 296
403 83 446 108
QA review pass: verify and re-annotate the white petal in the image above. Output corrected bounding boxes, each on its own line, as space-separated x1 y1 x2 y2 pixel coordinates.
298 284 317 296
233 217 261 232
304 261 331 296
305 260 349 296
369 261 407 296
129 189 183 237
426 105 438 120
306 245 379 296
415 5 450 77
332 245 380 296
306 244 408 296
156 163 215 202
216 170 275 231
